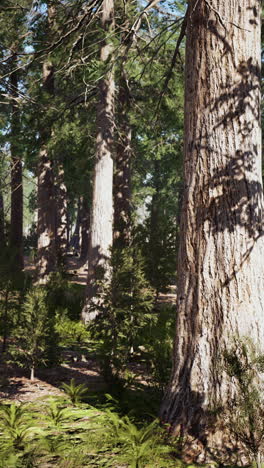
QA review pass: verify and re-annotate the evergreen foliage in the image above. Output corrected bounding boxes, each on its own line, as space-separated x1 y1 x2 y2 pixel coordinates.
224 339 264 466
89 245 154 383
9 287 53 380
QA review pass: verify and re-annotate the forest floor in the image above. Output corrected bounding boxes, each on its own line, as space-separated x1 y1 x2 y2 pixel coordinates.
0 255 176 405
0 352 154 403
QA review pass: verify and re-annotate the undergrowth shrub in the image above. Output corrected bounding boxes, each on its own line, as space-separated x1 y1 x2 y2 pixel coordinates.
0 398 179 468
224 338 264 468
103 412 172 468
142 305 175 391
46 273 84 321
89 246 154 384
9 288 52 380
61 378 89 404
55 314 90 347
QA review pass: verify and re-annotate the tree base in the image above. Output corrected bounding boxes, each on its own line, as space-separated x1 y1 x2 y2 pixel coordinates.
167 423 253 466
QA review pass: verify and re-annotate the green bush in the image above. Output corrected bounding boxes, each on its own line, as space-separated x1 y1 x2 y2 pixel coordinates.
56 315 90 346
224 338 264 467
9 288 51 380
89 246 154 383
142 305 175 391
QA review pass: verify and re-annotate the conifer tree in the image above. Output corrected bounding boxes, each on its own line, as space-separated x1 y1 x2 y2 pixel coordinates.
10 52 23 271
36 1 57 282
82 0 115 322
160 0 264 462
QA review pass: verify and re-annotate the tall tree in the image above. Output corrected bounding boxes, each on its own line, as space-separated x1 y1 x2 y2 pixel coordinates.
113 62 132 248
0 190 5 248
80 195 90 262
9 52 24 271
160 0 264 461
36 2 57 282
55 161 68 265
82 0 115 322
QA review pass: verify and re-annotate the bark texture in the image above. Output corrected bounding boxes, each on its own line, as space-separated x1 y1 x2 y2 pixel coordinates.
10 57 23 270
55 163 68 264
160 0 264 462
37 142 56 282
80 195 90 262
82 0 115 323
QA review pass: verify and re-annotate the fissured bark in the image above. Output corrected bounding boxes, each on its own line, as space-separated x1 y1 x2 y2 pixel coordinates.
160 0 264 463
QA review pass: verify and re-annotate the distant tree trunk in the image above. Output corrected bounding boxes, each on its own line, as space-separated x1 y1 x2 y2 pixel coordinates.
148 160 161 295
0 191 5 248
160 0 264 462
30 366 35 382
70 197 81 252
10 55 23 271
55 162 68 265
82 0 115 323
113 64 132 248
37 139 56 282
36 4 57 283
80 195 90 262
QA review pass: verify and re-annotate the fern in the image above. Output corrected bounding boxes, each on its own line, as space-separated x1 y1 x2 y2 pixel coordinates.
61 379 89 404
0 403 29 430
103 411 171 467
0 403 40 451
46 400 70 427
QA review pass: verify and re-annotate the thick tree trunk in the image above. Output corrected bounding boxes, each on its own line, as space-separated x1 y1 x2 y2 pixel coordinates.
37 0 57 283
36 3 57 283
160 0 264 462
82 0 115 323
55 163 68 264
113 65 132 248
37 143 56 282
80 195 90 262
10 58 23 271
0 191 5 248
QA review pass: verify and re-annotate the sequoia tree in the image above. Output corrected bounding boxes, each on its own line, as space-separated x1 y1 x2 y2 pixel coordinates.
55 162 68 264
113 62 132 248
160 0 264 462
82 0 115 322
10 54 23 271
36 2 57 282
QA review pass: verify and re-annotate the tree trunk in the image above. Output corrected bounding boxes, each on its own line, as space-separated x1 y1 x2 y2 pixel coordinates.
36 3 57 283
55 163 68 265
160 0 264 462
30 366 34 382
0 191 5 248
80 195 90 262
37 143 56 282
82 0 115 323
148 160 161 295
113 64 132 248
70 197 82 252
10 56 23 271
